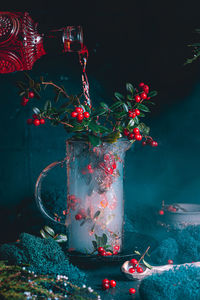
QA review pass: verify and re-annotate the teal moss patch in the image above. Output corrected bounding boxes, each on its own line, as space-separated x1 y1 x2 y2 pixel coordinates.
139 266 200 300
0 233 86 285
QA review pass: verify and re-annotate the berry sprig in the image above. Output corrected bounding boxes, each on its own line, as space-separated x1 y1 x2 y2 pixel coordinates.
71 106 90 123
27 114 45 126
20 91 35 106
102 278 116 290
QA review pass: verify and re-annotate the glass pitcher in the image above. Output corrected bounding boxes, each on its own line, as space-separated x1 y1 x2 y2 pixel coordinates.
35 139 130 255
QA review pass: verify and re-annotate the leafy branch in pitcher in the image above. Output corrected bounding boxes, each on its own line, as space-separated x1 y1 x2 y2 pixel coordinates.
91 233 113 256
16 72 158 147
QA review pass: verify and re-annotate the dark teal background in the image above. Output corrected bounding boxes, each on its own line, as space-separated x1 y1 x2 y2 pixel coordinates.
1 2 200 243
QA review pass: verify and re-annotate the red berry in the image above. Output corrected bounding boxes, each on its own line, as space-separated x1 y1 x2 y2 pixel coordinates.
129 267 135 273
71 111 77 118
146 97 151 100
104 154 110 161
88 168 94 174
137 267 143 273
114 245 119 251
27 119 33 125
21 97 29 106
139 82 145 87
143 85 149 94
33 119 40 126
77 113 84 121
140 92 147 100
135 95 141 103
129 288 136 295
151 141 158 147
133 128 140 135
142 141 146 146
75 214 82 220
84 111 90 118
112 162 117 169
87 164 92 170
113 251 118 255
135 109 140 116
102 283 110 290
32 114 38 119
168 259 173 264
110 280 116 288
135 134 142 141
128 133 134 140
124 129 129 136
102 278 109 284
128 112 133 118
159 210 164 215
106 252 112 256
28 91 35 98
101 250 107 256
132 112 136 118
98 247 105 253
130 259 138 266
40 119 45 124
75 107 83 113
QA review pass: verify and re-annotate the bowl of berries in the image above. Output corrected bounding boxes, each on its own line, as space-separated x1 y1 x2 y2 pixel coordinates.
121 259 148 281
158 203 200 229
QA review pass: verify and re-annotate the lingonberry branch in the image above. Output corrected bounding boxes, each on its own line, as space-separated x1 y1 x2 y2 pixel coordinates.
45 116 74 128
137 246 150 266
41 81 70 99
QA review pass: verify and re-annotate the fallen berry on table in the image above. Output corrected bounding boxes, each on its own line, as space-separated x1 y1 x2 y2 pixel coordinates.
168 259 173 264
129 267 135 273
33 119 40 126
102 282 110 290
151 141 158 147
27 119 33 125
75 214 82 220
159 209 164 215
28 91 35 98
110 280 116 288
129 288 136 295
40 118 45 124
102 279 109 285
142 141 146 146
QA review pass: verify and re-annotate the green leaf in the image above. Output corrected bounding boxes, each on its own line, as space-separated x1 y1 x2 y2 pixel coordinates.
40 229 51 239
54 90 61 103
142 259 153 269
33 107 40 115
100 102 109 110
44 226 55 237
29 79 35 89
123 103 129 112
110 101 123 110
93 210 101 219
102 233 107 245
19 91 25 97
137 103 150 112
32 87 41 99
114 92 124 101
114 111 127 119
102 131 121 143
88 135 101 147
127 94 134 101
44 100 52 111
88 121 100 133
35 83 41 92
54 234 68 243
16 81 26 90
148 90 158 98
138 123 150 135
92 241 97 249
126 82 134 94
128 119 135 128
134 250 141 255
92 108 107 117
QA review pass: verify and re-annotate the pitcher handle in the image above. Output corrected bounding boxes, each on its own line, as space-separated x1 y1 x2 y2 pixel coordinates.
35 160 66 226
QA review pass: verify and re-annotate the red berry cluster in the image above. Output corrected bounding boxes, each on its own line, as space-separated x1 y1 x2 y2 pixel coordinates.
68 194 81 211
71 107 90 122
21 91 35 106
97 245 119 257
128 259 144 274
134 82 150 103
123 127 142 141
27 114 45 126
102 278 116 290
128 108 140 119
142 137 158 147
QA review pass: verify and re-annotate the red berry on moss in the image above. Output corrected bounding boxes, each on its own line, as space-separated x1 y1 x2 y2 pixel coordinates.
137 267 144 273
77 113 84 121
84 111 90 118
130 259 138 266
124 129 130 136
168 259 173 264
135 109 140 116
139 82 145 87
75 107 83 113
135 134 142 141
40 119 45 124
129 267 135 273
159 209 164 215
151 141 158 147
102 278 109 285
27 119 33 125
133 128 140 135
102 283 110 290
135 95 141 103
143 85 149 94
71 111 77 118
33 119 40 126
129 288 136 295
75 214 82 220
28 91 35 98
110 280 116 288
140 92 147 100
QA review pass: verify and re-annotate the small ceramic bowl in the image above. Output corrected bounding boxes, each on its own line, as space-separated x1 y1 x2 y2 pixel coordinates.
121 261 148 280
159 203 200 229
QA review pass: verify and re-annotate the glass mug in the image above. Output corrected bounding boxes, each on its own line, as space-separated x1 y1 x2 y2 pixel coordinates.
35 139 130 255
